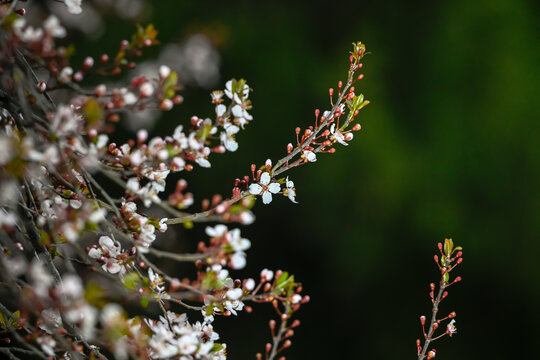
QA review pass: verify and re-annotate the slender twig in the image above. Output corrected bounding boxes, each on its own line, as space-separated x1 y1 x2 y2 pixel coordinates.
268 304 291 360
148 247 214 262
418 283 446 359
15 49 56 108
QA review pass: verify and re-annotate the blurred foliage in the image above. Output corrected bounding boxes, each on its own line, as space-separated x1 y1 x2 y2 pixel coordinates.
71 0 539 358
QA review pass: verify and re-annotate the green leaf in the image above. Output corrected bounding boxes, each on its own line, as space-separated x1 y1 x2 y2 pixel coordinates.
443 272 450 283
84 99 103 127
140 296 149 308
123 272 140 290
276 272 289 288
444 238 454 257
162 71 179 99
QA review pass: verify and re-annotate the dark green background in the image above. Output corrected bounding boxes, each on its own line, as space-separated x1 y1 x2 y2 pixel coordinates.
72 0 539 358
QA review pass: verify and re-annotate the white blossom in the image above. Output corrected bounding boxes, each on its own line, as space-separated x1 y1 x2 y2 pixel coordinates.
220 123 240 152
249 172 281 204
43 15 66 38
330 123 349 146
260 268 274 281
303 150 317 162
65 0 83 14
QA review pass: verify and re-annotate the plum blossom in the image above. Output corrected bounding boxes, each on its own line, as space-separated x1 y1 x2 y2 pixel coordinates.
231 103 253 128
65 0 83 14
303 150 317 162
12 19 43 42
224 80 250 103
148 268 168 299
88 236 127 275
284 176 298 203
43 15 66 38
220 123 240 151
224 299 244 316
330 123 353 146
249 172 281 204
260 268 274 281
36 335 56 356
228 228 250 269
447 319 457 336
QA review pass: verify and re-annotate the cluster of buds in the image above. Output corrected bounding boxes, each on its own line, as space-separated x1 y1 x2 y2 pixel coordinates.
416 239 463 359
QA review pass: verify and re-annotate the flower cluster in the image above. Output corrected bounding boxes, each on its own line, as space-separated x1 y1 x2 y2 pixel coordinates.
0 3 369 359
88 235 133 275
145 311 225 359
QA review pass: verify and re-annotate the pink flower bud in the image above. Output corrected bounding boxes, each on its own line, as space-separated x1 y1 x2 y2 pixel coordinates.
83 57 94 69
73 71 83 82
139 82 154 98
95 84 106 97
159 65 171 79
37 81 47 92
160 99 173 111
137 129 148 143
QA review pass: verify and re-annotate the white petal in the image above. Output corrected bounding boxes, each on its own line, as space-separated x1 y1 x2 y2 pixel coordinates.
233 93 242 104
260 172 271 185
216 104 226 117
268 182 281 194
99 236 114 249
232 105 243 118
227 288 243 300
226 124 240 135
88 248 102 259
249 184 263 195
262 191 272 204
225 139 238 152
304 150 317 162
224 80 233 98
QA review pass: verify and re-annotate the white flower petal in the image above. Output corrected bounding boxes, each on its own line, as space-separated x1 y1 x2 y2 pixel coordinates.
260 172 271 185
99 236 114 249
216 104 226 117
268 182 281 194
232 105 243 118
262 191 272 204
249 183 263 195
225 139 238 152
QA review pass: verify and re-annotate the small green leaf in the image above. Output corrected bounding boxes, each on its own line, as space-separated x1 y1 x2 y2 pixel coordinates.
140 296 149 308
84 99 103 127
443 272 450 283
276 272 289 288
444 238 454 257
162 71 179 99
123 272 140 290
